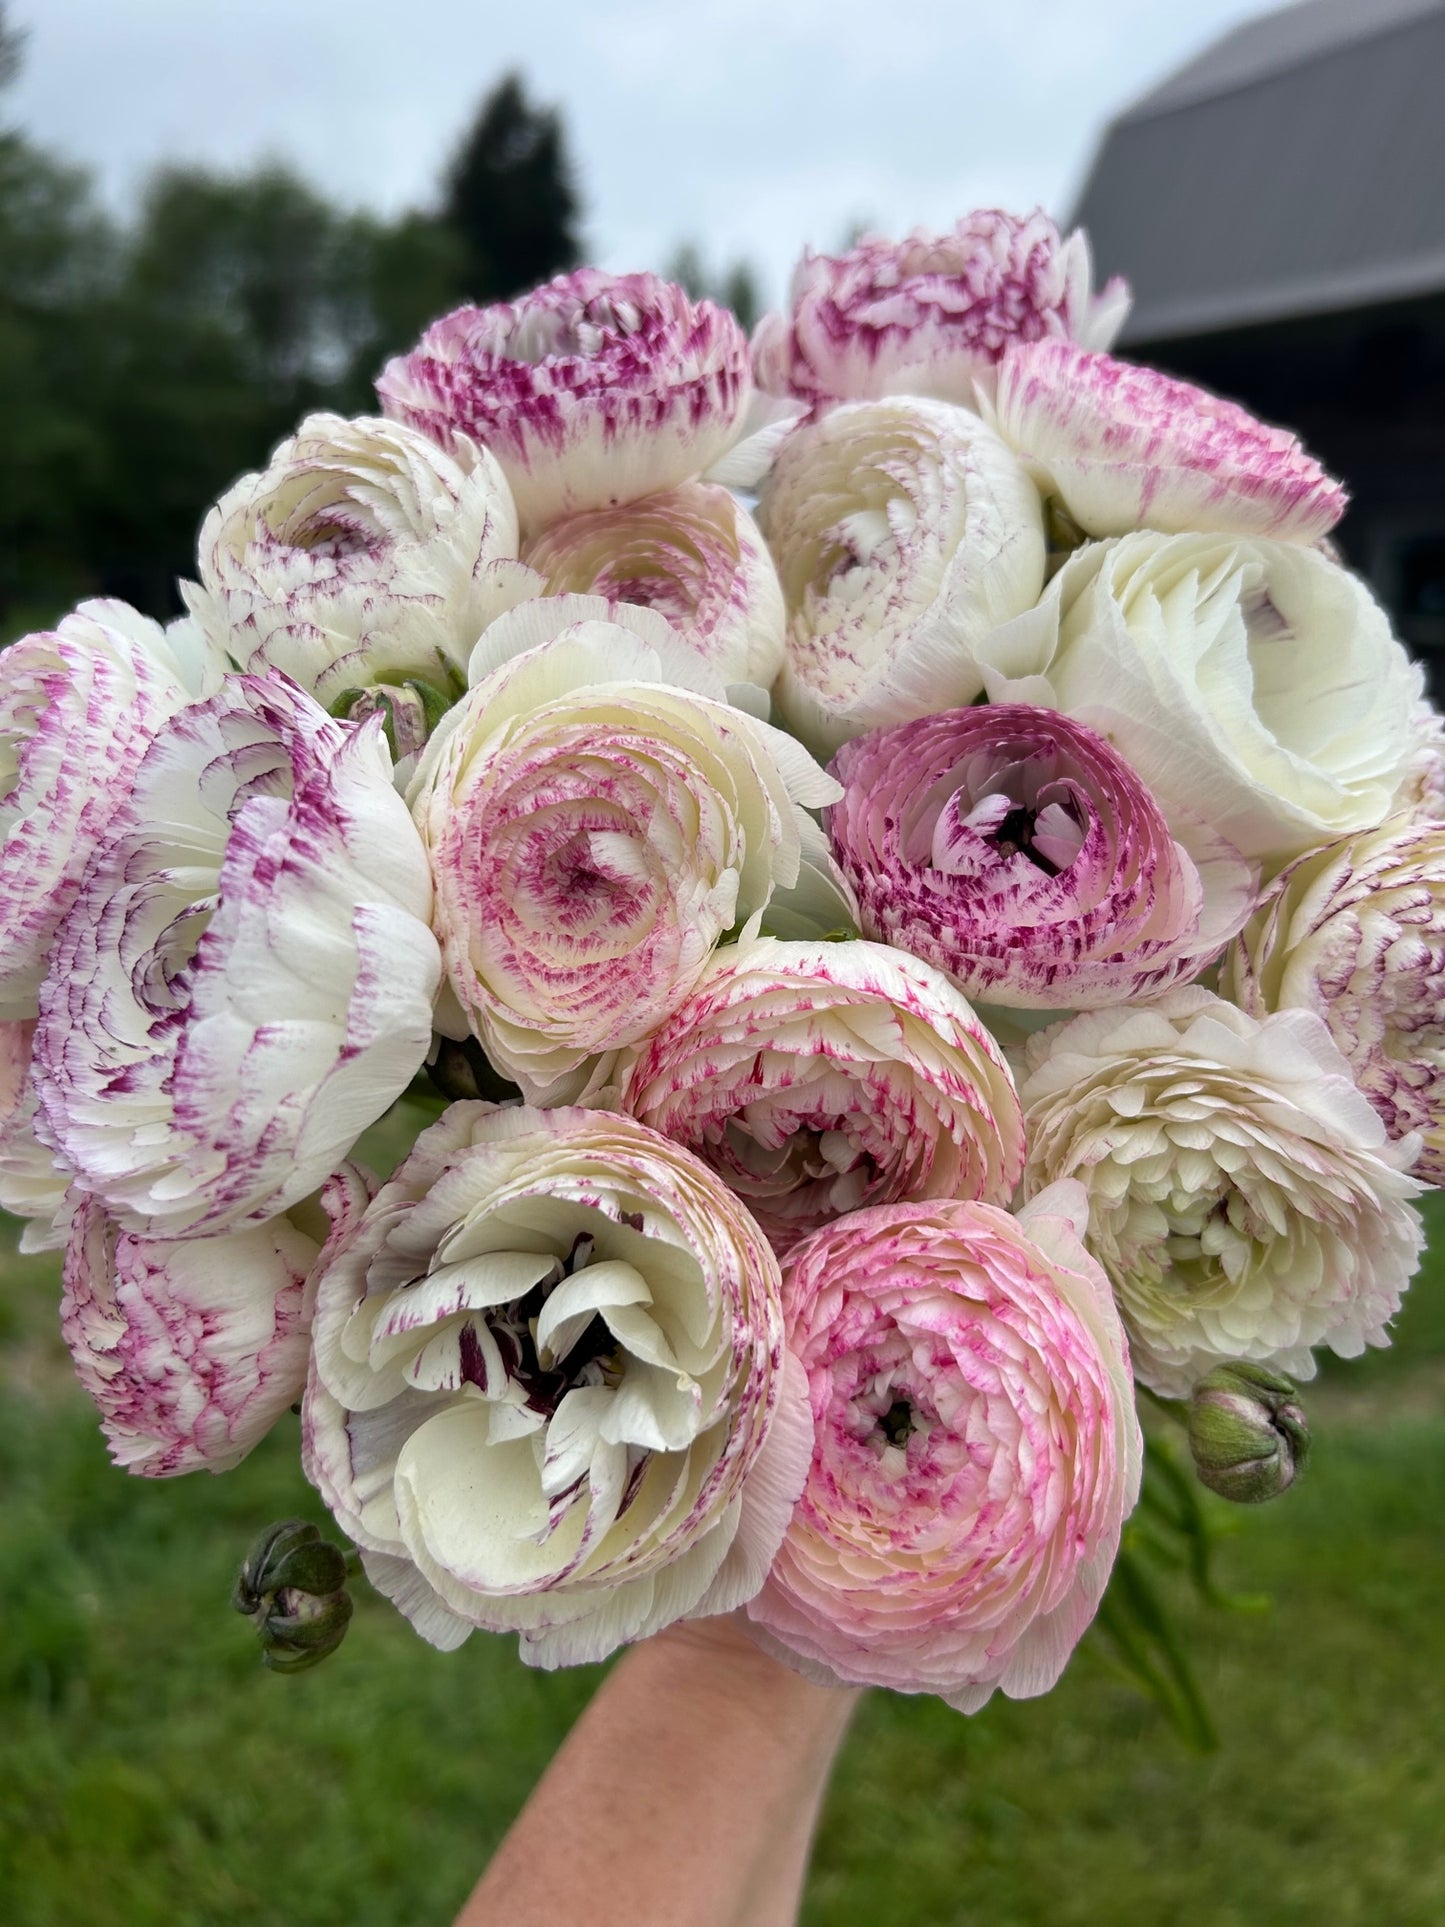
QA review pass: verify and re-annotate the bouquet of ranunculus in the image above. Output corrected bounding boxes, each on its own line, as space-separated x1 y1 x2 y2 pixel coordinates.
8 210 1438 1723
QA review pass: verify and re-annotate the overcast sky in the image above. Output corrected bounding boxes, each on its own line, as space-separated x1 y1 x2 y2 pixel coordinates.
10 0 1273 303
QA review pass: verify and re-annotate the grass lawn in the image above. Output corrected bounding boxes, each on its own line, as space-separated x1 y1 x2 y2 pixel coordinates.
2 1198 1443 1927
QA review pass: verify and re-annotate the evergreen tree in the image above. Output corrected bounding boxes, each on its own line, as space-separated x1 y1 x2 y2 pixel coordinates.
440 73 582 303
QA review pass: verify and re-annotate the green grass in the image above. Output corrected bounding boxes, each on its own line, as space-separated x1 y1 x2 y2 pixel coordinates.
3 1200 1444 1926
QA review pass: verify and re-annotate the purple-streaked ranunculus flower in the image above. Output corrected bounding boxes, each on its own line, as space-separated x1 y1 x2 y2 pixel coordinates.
744 1183 1141 1709
0 1019 73 1251
407 598 839 1103
758 397 1045 759
34 676 441 1237
986 342 1347 543
303 1103 812 1665
185 412 536 712
522 481 786 691
377 271 759 534
0 599 225 1021
1018 988 1424 1398
829 706 1257 1008
751 210 1129 413
601 936 1024 1249
974 532 1420 867
1222 813 1445 1186
61 1190 325 1476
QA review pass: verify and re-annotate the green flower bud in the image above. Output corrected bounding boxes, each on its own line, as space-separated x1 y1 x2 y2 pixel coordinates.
331 678 453 768
233 1520 353 1672
1187 1362 1310 1504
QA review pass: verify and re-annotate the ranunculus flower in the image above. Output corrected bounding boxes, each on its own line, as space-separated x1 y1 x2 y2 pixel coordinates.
0 1019 72 1251
974 532 1420 866
303 1103 812 1665
752 210 1129 412
408 598 839 1102
829 705 1257 1008
759 397 1045 759
602 936 1024 1248
987 341 1347 543
62 1191 323 1476
744 1183 1141 1709
377 271 757 533
1222 814 1445 1185
185 412 535 711
34 676 441 1236
0 599 224 1020
1018 988 1424 1398
522 481 785 691
1396 697 1445 822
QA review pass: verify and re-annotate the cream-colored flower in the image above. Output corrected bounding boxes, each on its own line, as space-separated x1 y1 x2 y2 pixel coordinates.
187 412 535 708
758 397 1045 760
1223 813 1445 1185
304 1104 811 1665
1019 988 1423 1397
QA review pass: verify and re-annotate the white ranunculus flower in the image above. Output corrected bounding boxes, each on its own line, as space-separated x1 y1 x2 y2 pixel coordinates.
975 532 1420 867
34 676 441 1236
0 599 224 1020
1019 988 1424 1398
303 1104 812 1665
522 482 786 691
185 412 538 710
1223 813 1445 1186
407 597 839 1103
603 936 1024 1250
62 1191 326 1476
0 1019 73 1252
758 397 1045 760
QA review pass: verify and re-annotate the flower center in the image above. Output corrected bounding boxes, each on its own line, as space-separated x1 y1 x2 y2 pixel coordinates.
478 1234 622 1418
878 1397 915 1448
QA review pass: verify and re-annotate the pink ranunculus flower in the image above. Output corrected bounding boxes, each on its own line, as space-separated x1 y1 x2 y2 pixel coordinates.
752 210 1129 413
407 597 839 1103
0 1019 73 1251
987 341 1348 543
34 676 441 1237
829 706 1257 1008
522 481 786 691
303 1104 812 1665
759 397 1045 760
377 271 758 534
745 1184 1141 1709
61 1189 328 1476
1223 813 1445 1185
0 599 224 1021
185 412 536 711
1019 989 1424 1397
602 936 1024 1249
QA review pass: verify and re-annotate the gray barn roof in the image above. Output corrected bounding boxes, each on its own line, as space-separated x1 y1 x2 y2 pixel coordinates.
1072 0 1445 344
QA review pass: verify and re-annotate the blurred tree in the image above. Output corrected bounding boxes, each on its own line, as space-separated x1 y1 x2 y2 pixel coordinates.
664 241 761 332
440 72 582 302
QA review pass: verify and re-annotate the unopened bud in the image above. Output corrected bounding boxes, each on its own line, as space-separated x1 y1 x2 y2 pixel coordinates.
233 1519 354 1672
1187 1362 1309 1504
332 678 452 775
